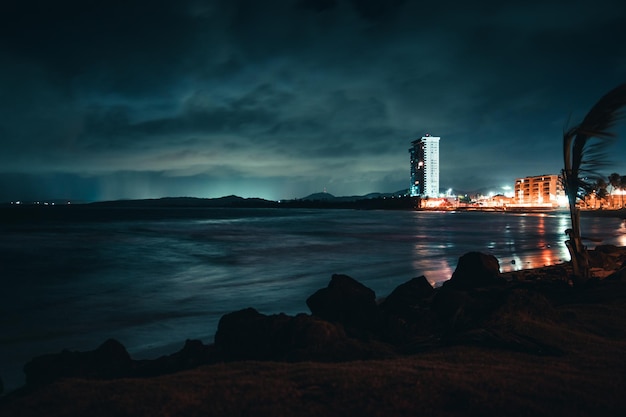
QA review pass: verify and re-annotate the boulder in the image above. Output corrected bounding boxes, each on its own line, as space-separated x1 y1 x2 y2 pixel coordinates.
606 267 626 281
445 252 503 290
214 308 273 359
283 313 348 350
377 276 438 344
134 339 215 377
380 276 434 318
23 339 133 388
306 274 378 337
433 286 521 335
594 244 623 255
214 308 347 360
431 288 475 324
379 276 435 339
588 248 620 270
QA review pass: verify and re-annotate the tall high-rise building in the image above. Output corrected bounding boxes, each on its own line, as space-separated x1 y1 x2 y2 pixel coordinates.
409 134 440 197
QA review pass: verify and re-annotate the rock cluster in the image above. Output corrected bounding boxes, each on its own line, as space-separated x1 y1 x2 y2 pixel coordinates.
14 248 626 393
23 339 132 387
214 309 352 361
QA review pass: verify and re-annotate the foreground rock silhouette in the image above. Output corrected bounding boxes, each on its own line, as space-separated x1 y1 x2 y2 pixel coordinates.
23 339 133 388
13 248 626 387
3 247 626 417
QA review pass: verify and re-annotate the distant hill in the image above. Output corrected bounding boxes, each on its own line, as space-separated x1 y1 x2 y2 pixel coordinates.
102 192 415 209
89 192 413 208
301 192 337 201
2 191 416 212
88 195 278 208
300 190 408 202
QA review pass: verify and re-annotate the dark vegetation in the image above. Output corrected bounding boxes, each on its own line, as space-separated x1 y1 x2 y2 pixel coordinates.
584 172 626 208
2 247 626 416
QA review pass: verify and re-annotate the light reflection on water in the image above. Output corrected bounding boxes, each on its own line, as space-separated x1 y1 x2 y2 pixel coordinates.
408 211 581 281
499 213 572 273
618 222 626 246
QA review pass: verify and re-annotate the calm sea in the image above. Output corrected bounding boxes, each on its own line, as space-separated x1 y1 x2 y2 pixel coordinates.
1 207 625 392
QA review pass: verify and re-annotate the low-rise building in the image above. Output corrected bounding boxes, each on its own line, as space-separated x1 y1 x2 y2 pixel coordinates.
513 174 566 208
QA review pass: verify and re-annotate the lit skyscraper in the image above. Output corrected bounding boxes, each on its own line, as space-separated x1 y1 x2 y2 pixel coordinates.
409 134 440 197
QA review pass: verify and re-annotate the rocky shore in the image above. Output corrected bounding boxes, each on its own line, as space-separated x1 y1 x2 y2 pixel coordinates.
2 246 626 416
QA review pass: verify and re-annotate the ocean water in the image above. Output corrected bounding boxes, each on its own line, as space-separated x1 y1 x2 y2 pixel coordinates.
1 207 625 392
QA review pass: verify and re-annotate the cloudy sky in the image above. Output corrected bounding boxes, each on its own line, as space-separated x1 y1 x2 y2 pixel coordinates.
1 0 625 202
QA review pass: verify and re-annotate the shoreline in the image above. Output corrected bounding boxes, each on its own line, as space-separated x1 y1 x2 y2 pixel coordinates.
2 246 626 416
3 197 626 218
4 207 621 395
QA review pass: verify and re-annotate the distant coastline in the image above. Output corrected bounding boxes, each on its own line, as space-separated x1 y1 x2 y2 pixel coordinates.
0 194 417 212
3 194 626 219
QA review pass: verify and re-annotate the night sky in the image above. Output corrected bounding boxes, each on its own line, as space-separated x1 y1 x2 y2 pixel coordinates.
1 0 626 202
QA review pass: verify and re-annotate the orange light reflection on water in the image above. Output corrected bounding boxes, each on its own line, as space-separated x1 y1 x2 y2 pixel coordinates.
499 214 571 273
616 221 626 247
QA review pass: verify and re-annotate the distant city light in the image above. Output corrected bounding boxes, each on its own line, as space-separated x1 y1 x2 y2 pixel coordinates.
556 195 568 207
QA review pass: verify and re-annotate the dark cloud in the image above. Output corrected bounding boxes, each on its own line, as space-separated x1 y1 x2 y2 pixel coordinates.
1 0 626 201
1 1 196 82
349 0 407 20
297 0 338 13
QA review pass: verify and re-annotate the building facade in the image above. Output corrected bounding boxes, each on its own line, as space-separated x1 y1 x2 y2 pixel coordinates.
409 134 440 197
514 174 565 207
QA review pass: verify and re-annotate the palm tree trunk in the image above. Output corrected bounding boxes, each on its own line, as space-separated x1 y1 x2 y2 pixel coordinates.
565 200 590 283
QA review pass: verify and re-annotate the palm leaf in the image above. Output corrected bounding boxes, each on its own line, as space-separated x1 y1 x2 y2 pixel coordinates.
562 82 626 281
564 83 626 200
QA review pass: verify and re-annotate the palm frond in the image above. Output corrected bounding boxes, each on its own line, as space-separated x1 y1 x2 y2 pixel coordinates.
577 83 626 134
562 83 626 281
563 83 626 201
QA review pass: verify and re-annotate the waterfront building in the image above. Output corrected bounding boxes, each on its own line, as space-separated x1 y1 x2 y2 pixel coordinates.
409 134 440 197
513 174 565 207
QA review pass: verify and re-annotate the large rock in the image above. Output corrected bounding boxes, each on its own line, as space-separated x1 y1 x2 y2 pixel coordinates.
431 288 475 324
380 276 434 318
445 252 503 290
214 308 347 360
214 308 272 360
606 266 626 281
378 276 436 341
134 339 215 377
588 246 620 270
23 339 133 388
434 252 510 329
306 274 378 337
